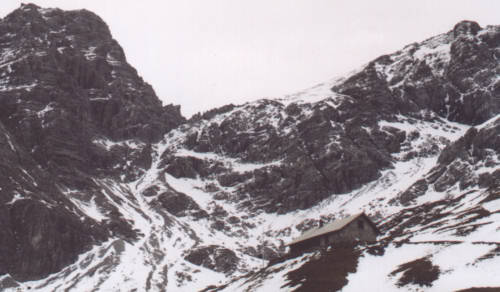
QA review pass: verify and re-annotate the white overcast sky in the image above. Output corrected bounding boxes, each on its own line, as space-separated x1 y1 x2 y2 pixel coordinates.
1 1 499 116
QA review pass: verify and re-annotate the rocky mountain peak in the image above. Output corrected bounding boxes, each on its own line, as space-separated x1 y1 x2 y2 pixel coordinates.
0 3 185 143
0 3 185 281
3 4 112 51
452 20 481 38
331 20 499 126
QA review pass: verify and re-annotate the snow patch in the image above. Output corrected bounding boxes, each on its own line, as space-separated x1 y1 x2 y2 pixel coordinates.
82 46 97 60
37 103 54 118
6 192 24 205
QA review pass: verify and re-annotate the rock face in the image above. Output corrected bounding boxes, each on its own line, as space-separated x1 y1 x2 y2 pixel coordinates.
0 119 108 280
397 117 500 205
0 4 499 292
0 3 184 280
158 20 499 214
333 21 499 125
184 245 239 274
155 188 208 219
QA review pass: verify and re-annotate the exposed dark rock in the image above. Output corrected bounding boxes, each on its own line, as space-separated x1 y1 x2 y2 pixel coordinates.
161 155 225 179
439 122 500 166
453 20 481 38
227 216 240 224
283 247 361 292
155 189 207 219
0 276 19 290
0 3 185 280
390 257 440 287
0 120 109 280
190 104 236 122
204 182 220 193
178 97 400 213
184 245 239 274
164 156 206 179
456 288 500 292
172 24 497 214
142 185 161 197
213 191 230 201
478 170 500 189
210 220 227 231
436 119 499 190
4 199 107 281
396 179 429 206
218 172 251 187
210 204 229 218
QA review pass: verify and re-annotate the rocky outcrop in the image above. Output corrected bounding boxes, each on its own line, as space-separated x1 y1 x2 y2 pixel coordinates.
155 188 208 219
5 200 107 281
0 4 184 142
159 21 499 214
0 3 185 280
333 21 499 126
168 98 403 213
395 117 500 205
0 3 185 188
390 257 440 288
184 245 239 274
0 120 108 280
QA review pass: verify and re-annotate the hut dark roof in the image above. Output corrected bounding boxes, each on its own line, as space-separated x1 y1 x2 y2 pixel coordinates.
287 212 379 246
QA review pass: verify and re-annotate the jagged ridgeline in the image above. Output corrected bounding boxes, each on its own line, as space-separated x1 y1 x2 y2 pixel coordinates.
0 3 499 292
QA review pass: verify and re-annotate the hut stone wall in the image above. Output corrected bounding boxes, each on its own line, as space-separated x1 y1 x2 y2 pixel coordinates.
289 216 377 254
323 216 377 245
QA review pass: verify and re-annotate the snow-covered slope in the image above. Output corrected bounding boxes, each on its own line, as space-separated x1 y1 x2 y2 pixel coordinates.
0 4 498 292
203 114 499 291
6 106 491 292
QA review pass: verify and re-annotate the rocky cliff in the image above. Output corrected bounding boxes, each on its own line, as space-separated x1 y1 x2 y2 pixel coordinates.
0 3 184 281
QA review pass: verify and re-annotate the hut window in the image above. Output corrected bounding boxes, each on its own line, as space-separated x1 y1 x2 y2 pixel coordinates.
358 220 364 230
